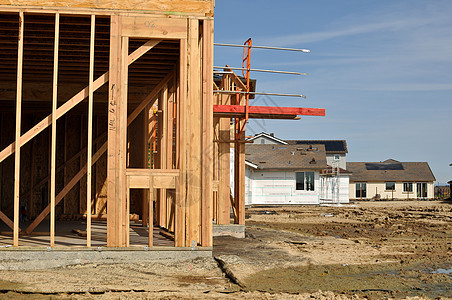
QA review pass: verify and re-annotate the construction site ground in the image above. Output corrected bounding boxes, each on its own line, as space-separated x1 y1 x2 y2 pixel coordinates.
0 200 450 299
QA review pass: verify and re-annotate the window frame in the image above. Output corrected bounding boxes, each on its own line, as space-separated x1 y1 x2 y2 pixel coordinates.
403 182 413 192
385 182 396 191
295 171 315 191
355 182 367 198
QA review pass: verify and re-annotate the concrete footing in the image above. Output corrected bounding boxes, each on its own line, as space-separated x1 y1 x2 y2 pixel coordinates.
213 224 245 238
0 247 212 270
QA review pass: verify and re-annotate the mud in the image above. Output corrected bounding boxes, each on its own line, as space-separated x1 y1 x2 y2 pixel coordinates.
0 200 450 299
236 200 451 298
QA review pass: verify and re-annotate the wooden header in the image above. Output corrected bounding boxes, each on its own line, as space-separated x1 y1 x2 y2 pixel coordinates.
0 0 214 16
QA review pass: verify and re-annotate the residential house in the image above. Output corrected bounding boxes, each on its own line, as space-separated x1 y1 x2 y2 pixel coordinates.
348 159 436 200
243 133 351 205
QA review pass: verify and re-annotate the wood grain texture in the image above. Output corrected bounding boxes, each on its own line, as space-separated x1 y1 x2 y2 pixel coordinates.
0 0 213 15
122 16 187 39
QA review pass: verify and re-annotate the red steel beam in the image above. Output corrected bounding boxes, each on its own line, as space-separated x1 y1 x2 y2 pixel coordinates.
213 105 325 118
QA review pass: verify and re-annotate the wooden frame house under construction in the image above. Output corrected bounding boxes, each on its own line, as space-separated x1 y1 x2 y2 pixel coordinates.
0 0 325 250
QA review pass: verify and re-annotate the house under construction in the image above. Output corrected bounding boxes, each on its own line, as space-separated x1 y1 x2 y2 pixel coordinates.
0 0 324 251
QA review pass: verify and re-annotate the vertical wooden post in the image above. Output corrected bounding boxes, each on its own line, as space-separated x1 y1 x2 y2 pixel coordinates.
107 15 122 247
50 13 60 247
158 87 168 228
142 105 150 227
175 38 187 247
166 81 175 231
234 129 246 225
86 14 95 247
187 19 201 246
148 176 153 247
13 11 24 247
201 19 213 247
121 36 129 247
218 76 231 225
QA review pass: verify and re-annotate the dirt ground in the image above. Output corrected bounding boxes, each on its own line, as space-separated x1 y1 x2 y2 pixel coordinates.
0 200 450 299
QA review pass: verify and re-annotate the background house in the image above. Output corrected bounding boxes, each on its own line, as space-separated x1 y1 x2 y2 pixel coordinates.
244 144 328 205
243 133 351 205
348 159 436 200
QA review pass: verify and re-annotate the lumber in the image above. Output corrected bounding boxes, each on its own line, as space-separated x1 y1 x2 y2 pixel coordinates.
122 17 187 39
0 210 14 230
86 14 95 247
120 35 129 247
187 18 201 246
201 19 213 247
50 12 60 247
0 1 213 15
13 11 24 247
106 14 120 247
217 76 231 225
175 38 187 247
0 39 161 165
148 176 154 247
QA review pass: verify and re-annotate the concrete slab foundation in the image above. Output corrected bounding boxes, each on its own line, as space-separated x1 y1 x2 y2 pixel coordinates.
213 224 245 238
0 247 212 270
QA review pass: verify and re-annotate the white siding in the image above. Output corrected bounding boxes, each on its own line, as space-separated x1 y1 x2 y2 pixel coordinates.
251 136 284 145
326 154 346 169
245 169 321 205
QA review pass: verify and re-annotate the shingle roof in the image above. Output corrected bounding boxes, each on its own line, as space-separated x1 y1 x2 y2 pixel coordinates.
348 159 435 182
245 144 328 170
285 140 348 154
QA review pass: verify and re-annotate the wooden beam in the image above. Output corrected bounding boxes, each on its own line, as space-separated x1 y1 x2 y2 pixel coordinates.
175 38 187 247
158 87 168 228
122 17 187 39
213 105 326 117
217 77 231 225
148 177 154 247
13 11 24 247
86 14 95 248
0 39 161 165
201 19 213 247
0 1 214 15
187 19 201 246
0 210 13 230
50 12 60 247
107 14 121 247
120 36 129 247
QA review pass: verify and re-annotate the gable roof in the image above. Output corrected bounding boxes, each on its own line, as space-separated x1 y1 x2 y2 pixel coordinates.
248 132 288 145
348 159 436 182
285 140 348 154
245 144 328 170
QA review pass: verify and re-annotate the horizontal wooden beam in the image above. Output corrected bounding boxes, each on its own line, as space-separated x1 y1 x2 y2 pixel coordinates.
213 105 325 118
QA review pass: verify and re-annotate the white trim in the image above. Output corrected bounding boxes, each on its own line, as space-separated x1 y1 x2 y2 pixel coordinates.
247 132 288 145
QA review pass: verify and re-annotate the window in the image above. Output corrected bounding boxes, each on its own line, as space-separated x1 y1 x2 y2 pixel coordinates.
296 172 315 191
403 182 413 192
334 155 340 161
260 139 265 144
385 182 396 191
356 182 366 198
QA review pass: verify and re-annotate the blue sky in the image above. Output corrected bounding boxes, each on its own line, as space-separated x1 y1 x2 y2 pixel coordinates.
213 0 452 185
